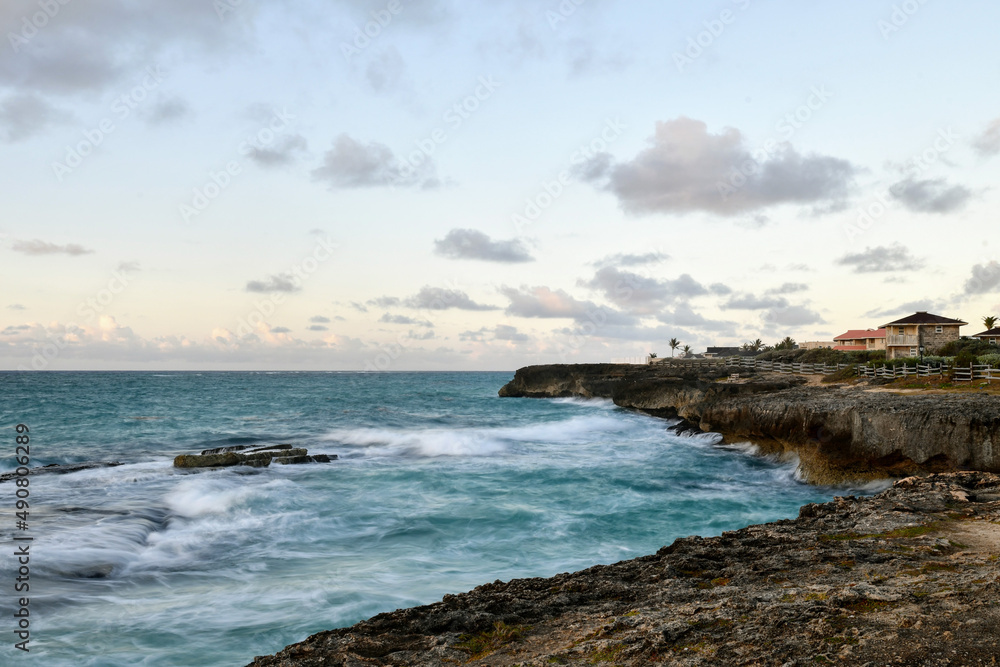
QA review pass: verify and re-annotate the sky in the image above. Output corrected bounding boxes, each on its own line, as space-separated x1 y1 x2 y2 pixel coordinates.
1 0 999 371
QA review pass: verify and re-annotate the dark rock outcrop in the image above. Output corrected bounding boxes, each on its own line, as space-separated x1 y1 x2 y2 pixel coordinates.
248 472 1000 666
499 364 1000 483
173 444 336 469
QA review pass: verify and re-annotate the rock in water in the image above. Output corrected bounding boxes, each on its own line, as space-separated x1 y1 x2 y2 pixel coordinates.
174 445 335 469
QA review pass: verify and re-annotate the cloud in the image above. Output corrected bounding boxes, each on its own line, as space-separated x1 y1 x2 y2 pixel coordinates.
434 228 533 263
270 327 292 334
584 117 856 216
0 93 71 141
249 134 308 167
889 177 971 214
143 97 190 125
973 118 1000 156
379 313 433 327
349 301 369 313
367 296 400 308
709 283 733 296
0 1 254 97
964 261 1000 295
863 300 946 319
404 287 499 311
310 316 331 324
307 325 329 332
721 293 789 310
836 244 924 273
245 274 301 293
117 261 141 272
657 304 738 333
7 304 26 310
366 47 406 93
580 267 708 315
500 285 635 325
460 324 531 343
761 305 825 327
764 283 809 295
10 239 92 256
593 251 669 267
0 317 377 369
312 133 438 189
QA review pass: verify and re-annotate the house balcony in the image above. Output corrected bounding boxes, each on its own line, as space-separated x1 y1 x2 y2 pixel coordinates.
886 334 919 346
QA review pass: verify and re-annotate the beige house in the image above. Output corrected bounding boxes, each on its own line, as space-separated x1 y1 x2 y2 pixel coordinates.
973 328 1000 345
833 328 886 352
800 341 836 350
880 312 967 359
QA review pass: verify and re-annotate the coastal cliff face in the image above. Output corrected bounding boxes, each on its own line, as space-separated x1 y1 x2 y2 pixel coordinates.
249 473 1000 666
499 364 1000 483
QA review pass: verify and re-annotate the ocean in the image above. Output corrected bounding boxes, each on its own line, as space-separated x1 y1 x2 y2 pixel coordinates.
0 371 874 665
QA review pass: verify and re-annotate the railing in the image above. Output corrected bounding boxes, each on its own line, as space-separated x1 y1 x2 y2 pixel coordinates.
654 356 1000 381
886 334 919 346
655 357 850 375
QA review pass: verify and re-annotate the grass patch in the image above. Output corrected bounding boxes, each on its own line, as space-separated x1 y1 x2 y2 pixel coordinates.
589 643 626 663
455 621 530 660
921 562 958 574
819 523 939 543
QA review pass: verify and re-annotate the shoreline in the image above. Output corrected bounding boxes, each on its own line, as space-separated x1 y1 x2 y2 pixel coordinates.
497 363 1000 485
248 472 1000 666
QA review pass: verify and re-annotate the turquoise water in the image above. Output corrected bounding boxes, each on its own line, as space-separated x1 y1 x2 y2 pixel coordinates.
0 372 873 665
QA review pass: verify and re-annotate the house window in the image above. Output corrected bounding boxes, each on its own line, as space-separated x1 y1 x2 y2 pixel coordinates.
897 327 904 335
909 347 918 357
935 326 943 333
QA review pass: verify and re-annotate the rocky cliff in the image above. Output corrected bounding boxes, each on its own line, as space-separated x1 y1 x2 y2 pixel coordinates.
499 364 1000 484
248 472 1000 666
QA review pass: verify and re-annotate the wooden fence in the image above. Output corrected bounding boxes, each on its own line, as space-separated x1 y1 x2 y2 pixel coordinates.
654 357 1000 382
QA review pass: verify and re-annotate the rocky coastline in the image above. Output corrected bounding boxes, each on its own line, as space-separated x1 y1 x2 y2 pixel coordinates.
498 364 1000 484
249 472 1000 666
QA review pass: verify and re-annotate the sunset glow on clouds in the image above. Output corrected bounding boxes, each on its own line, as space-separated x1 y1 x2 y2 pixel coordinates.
2 1 999 370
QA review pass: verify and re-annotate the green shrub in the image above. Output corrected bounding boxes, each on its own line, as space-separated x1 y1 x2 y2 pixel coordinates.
977 353 1000 367
955 350 978 368
937 338 994 357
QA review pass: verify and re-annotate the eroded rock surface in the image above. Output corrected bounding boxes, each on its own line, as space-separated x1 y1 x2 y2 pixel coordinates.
249 473 1000 666
499 364 1000 483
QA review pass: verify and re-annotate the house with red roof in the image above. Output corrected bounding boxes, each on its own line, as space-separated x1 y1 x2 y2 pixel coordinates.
833 328 886 352
880 312 967 359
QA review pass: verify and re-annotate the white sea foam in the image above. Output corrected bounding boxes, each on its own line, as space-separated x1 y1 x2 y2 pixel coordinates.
321 415 636 458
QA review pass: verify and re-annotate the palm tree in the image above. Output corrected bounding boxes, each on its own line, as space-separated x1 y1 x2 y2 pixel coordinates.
669 338 681 357
775 336 796 350
682 344 692 358
750 338 764 352
984 315 998 331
